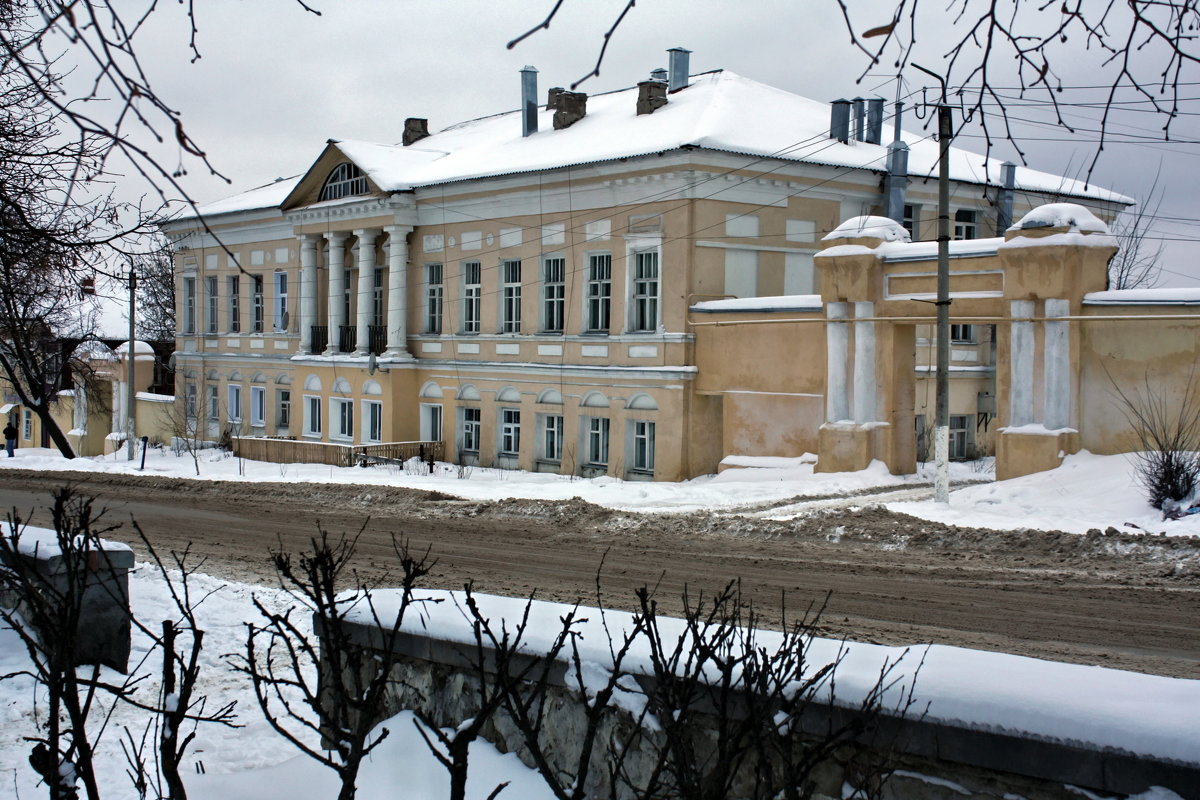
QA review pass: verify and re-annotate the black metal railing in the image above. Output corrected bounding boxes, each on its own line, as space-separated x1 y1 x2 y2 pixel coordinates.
337 325 356 353
310 325 329 355
368 325 387 355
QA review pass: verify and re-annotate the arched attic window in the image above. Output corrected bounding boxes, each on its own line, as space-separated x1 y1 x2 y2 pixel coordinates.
319 162 369 202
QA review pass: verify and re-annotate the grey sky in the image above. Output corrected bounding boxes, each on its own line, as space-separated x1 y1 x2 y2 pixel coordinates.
123 1 1200 285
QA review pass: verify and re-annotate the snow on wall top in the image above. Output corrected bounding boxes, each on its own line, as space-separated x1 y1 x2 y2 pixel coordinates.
690 294 823 313
190 71 1132 219
1085 288 1200 305
823 215 911 242
1009 202 1110 234
114 340 156 355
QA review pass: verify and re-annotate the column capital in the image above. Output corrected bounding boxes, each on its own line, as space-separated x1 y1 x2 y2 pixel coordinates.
383 224 413 237
327 230 349 246
353 227 379 243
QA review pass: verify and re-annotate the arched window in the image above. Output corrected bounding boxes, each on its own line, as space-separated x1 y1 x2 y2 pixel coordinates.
319 162 369 202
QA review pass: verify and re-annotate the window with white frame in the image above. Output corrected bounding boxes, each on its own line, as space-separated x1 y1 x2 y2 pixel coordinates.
304 395 322 436
950 414 973 460
363 400 383 443
331 398 354 440
500 408 520 455
950 324 975 343
460 407 481 452
185 383 197 419
585 253 611 333
540 414 563 462
23 409 32 440
463 261 481 333
902 204 920 239
343 269 352 324
228 275 240 333
274 271 289 331
542 256 565 333
252 275 264 332
250 386 265 426
954 209 978 240
319 162 368 201
425 263 443 333
372 268 384 326
585 417 610 465
205 277 218 333
501 260 521 333
207 385 219 421
633 420 656 472
182 277 196 334
630 249 659 332
227 384 242 423
420 404 443 442
277 389 291 429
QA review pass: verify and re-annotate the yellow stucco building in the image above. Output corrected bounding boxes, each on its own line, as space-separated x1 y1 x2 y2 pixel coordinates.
164 52 1185 482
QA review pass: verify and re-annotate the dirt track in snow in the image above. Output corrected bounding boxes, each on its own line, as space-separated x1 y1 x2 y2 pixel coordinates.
1 469 1198 678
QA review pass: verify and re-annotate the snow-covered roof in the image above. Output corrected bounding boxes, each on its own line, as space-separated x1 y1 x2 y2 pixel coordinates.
190 70 1133 219
1084 288 1200 305
691 294 823 313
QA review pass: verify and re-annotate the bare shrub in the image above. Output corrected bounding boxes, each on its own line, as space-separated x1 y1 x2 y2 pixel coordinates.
1111 367 1200 510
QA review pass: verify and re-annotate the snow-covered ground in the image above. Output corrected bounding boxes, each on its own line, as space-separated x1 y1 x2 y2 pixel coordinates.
2 445 1199 536
0 556 1194 800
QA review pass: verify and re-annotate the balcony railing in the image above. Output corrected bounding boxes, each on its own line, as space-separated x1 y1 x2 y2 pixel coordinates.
310 325 329 355
337 326 356 353
368 325 386 355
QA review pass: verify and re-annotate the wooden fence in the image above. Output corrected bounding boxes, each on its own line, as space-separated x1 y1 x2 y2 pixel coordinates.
233 437 445 468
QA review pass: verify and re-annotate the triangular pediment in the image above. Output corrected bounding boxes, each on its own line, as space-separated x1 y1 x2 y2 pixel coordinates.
280 141 386 211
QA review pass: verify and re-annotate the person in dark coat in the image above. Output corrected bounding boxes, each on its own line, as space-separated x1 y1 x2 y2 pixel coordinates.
3 421 16 457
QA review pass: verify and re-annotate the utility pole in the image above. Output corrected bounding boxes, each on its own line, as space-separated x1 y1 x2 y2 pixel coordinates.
126 265 137 461
914 64 952 504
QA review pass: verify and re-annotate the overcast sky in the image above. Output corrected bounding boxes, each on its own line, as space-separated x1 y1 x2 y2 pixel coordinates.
113 1 1200 286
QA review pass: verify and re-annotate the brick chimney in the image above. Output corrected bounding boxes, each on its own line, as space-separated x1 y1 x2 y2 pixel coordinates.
547 87 565 109
552 90 587 130
637 80 668 115
402 118 429 146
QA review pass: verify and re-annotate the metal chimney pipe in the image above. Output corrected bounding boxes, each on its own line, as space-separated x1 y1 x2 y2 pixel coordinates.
997 161 1017 233
866 98 884 144
668 47 691 92
853 97 865 142
521 66 538 137
830 99 851 143
893 100 905 142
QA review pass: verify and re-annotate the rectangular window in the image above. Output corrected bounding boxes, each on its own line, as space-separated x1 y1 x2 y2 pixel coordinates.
332 398 354 440
372 268 384 326
182 277 196 334
205 276 218 333
586 417 610 465
425 263 443 334
542 256 565 333
585 253 611 333
185 383 197 419
902 204 919 239
274 271 289 331
500 408 521 455
22 409 32 440
633 420 656 472
250 386 265 426
277 389 291 429
305 395 322 436
364 400 383 443
227 384 242 423
421 404 443 442
252 275 264 332
228 275 241 333
954 209 978 241
501 259 521 333
630 250 659 332
949 414 972 460
207 385 219 421
541 414 563 462
461 407 481 452
463 261 481 334
950 324 975 343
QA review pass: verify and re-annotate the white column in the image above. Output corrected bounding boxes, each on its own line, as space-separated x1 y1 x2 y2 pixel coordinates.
384 225 411 357
354 228 377 355
325 232 348 355
1043 298 1071 430
825 302 850 423
1009 299 1036 427
299 234 319 354
853 301 876 423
